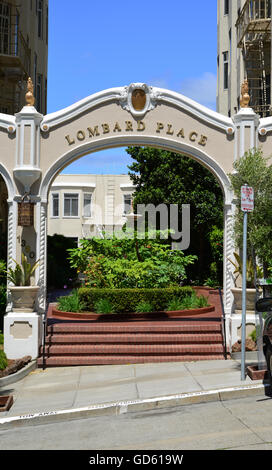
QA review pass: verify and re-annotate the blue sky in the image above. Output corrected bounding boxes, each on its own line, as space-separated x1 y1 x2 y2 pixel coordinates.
47 0 217 174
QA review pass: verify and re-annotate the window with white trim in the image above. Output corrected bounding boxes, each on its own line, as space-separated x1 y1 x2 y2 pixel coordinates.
83 193 92 217
51 193 59 217
37 0 43 39
223 51 229 90
123 194 133 214
64 193 79 217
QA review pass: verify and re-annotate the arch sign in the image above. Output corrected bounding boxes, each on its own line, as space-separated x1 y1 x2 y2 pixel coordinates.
0 81 270 359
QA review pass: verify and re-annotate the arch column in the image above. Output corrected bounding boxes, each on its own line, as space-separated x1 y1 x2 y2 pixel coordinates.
229 106 260 347
6 199 17 312
35 200 48 314
4 105 44 360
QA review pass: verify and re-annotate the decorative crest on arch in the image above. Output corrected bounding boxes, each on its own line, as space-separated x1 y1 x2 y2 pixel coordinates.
119 83 161 118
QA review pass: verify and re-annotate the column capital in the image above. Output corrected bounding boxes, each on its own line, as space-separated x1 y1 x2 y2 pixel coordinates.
14 106 44 194
232 107 260 127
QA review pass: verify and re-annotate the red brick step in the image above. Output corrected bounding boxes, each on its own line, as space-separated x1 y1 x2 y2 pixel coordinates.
38 296 227 367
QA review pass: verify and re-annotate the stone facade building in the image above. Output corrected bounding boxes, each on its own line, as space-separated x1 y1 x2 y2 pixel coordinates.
0 0 48 115
217 0 271 117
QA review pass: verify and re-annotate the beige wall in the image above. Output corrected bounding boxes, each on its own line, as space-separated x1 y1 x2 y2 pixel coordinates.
47 173 135 240
217 0 246 117
38 101 236 195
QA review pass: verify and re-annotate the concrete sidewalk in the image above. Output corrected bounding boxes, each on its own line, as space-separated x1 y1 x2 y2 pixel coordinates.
0 359 271 429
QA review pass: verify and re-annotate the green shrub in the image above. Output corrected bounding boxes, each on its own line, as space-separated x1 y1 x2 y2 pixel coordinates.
135 301 154 313
0 331 3 345
195 294 209 308
94 299 114 314
167 298 184 311
167 293 209 311
78 286 194 313
68 234 197 289
0 349 7 371
57 290 85 313
250 329 257 343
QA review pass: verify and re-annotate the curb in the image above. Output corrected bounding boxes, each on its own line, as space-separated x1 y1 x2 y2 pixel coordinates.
0 360 37 387
0 382 270 430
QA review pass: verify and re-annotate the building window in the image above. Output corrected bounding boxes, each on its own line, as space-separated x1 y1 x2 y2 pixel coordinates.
224 0 229 15
51 193 59 217
34 53 37 95
83 193 92 218
223 51 229 89
64 193 79 217
0 106 9 114
46 5 48 44
36 73 42 112
37 0 43 39
123 194 133 214
0 2 11 54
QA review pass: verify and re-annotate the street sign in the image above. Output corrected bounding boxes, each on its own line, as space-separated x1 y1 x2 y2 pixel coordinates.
241 185 254 212
240 184 254 380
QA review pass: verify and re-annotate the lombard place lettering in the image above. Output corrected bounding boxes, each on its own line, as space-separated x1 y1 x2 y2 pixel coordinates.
65 121 208 147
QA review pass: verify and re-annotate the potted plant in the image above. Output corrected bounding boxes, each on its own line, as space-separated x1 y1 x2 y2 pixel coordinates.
229 252 262 312
7 253 39 312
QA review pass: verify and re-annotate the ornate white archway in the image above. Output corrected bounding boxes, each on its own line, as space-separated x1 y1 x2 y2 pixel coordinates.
1 82 266 358
37 134 235 319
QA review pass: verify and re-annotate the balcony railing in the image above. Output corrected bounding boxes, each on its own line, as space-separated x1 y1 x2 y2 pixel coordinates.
0 29 31 77
236 0 271 47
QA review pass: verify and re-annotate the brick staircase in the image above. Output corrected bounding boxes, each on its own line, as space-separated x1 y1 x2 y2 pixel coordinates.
38 288 227 367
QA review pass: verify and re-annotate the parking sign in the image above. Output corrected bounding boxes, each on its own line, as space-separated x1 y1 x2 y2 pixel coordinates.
241 185 254 212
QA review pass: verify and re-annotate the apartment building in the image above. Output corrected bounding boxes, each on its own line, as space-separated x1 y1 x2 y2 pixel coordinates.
217 0 271 117
47 174 135 242
0 0 48 114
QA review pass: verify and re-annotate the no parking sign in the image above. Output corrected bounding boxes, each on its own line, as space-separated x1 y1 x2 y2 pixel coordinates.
241 185 254 212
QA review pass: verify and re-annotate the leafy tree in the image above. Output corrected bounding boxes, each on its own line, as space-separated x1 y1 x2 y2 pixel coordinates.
126 146 224 283
68 232 197 289
229 148 272 282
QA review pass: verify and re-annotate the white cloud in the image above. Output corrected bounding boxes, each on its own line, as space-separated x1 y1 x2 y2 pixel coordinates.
179 72 217 110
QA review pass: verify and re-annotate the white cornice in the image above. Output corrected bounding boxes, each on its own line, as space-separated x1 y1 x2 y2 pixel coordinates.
258 116 272 136
51 182 96 189
40 85 235 135
0 113 16 134
40 88 125 131
154 88 235 135
120 183 135 190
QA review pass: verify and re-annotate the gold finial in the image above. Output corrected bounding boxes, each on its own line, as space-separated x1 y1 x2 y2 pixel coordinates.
240 79 250 108
25 77 35 107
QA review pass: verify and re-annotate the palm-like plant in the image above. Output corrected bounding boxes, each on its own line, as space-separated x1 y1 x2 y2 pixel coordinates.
7 253 39 286
228 252 263 288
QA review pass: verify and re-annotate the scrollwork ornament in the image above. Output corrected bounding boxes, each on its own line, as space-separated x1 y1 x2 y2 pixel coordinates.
118 83 160 118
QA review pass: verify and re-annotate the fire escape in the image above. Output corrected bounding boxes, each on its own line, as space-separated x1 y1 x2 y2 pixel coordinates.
236 0 271 117
0 1 31 114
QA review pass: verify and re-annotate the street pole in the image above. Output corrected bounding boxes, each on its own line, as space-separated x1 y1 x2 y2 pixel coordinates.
240 184 254 381
241 209 248 381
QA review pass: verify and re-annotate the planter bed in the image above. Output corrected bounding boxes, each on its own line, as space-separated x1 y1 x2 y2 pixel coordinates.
246 365 268 381
0 395 13 412
51 304 215 321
